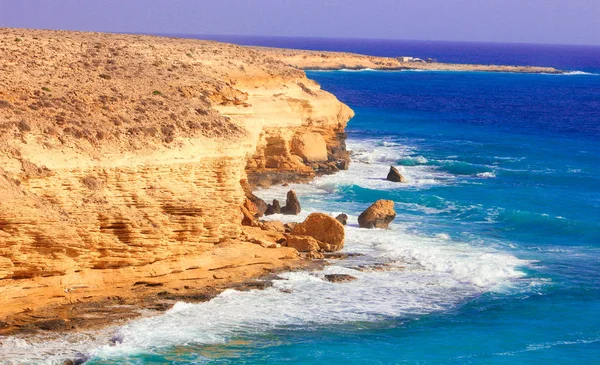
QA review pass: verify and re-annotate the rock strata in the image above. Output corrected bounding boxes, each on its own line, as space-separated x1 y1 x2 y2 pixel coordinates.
291 213 345 252
386 166 407 183
0 28 354 331
358 200 397 229
281 190 302 215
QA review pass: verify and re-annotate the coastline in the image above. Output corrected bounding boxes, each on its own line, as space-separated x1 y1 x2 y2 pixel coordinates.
252 46 564 74
0 28 350 342
0 28 568 354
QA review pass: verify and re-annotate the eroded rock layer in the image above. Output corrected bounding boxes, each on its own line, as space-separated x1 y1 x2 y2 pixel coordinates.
0 28 353 322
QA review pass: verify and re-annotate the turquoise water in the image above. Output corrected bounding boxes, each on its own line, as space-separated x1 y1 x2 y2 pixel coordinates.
85 72 600 363
3 43 600 364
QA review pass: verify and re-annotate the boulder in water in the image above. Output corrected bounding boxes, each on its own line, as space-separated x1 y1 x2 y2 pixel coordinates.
335 213 348 225
358 200 396 229
281 190 301 215
324 274 357 283
386 166 407 183
265 199 281 215
291 212 344 252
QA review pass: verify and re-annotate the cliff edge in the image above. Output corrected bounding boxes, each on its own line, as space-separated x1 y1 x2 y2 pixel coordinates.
0 29 353 332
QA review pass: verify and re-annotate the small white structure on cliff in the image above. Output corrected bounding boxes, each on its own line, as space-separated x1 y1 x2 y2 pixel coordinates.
398 56 426 63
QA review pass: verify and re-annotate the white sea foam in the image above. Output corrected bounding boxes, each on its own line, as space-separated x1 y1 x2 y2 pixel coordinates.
542 71 599 76
337 68 375 72
476 172 497 178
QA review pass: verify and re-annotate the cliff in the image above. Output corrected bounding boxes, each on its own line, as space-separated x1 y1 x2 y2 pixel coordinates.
254 47 563 74
0 29 352 332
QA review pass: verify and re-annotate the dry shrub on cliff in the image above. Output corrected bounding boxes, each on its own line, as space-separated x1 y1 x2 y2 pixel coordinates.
81 175 103 190
17 120 31 132
297 82 316 96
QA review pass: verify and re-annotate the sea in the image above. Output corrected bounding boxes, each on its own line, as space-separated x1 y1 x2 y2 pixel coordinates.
2 37 599 364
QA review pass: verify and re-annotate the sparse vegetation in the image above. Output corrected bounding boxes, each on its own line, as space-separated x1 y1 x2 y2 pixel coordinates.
186 53 193 58
152 90 163 96
99 74 112 80
41 87 51 92
82 175 103 190
14 38 22 42
17 120 31 132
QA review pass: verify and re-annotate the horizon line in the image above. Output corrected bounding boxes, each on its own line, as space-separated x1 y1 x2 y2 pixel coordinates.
2 26 599 48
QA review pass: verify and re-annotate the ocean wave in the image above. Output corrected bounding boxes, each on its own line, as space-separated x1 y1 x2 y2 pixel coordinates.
337 68 375 72
397 155 429 166
436 160 494 176
495 335 600 356
544 71 599 76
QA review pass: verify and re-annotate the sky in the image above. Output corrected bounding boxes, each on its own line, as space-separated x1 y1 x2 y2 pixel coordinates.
1 0 599 45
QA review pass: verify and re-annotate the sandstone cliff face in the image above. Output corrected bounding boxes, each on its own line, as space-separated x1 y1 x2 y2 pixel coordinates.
0 29 353 318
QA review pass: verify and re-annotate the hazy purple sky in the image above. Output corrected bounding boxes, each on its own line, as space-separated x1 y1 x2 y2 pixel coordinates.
1 0 599 45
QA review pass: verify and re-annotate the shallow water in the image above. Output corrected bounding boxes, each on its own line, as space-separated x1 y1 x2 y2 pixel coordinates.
2 40 600 364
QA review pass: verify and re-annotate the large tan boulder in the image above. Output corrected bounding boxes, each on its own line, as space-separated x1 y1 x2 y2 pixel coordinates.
285 235 321 252
291 213 345 252
291 132 328 163
358 200 396 229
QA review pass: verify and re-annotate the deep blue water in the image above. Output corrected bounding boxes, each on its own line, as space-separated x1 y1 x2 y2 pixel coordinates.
8 38 599 364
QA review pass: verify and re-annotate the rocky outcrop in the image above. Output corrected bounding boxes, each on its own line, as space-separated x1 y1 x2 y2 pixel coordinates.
335 213 348 225
0 29 353 326
242 180 268 216
291 213 345 252
386 166 407 183
291 132 328 162
241 198 260 226
281 190 302 215
265 199 281 215
358 200 397 229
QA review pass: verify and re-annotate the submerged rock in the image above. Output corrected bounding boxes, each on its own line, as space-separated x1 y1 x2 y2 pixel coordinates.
281 190 301 215
337 159 349 171
335 213 348 225
358 200 396 229
386 165 407 183
291 212 344 252
324 274 357 283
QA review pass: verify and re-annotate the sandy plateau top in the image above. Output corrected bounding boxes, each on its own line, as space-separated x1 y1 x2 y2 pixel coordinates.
0 28 305 163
